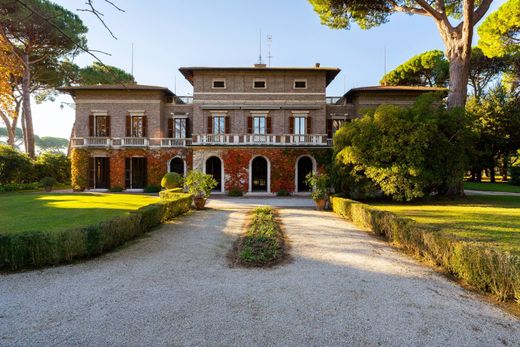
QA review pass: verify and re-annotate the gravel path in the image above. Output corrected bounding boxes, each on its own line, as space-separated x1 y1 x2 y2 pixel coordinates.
465 189 520 196
1 197 519 346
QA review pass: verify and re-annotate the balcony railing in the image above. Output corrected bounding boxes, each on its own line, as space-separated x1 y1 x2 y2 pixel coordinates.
193 134 329 146
174 96 193 104
71 137 191 148
326 96 344 105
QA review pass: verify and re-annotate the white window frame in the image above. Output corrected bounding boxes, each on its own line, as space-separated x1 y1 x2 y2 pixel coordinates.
92 111 108 137
252 78 267 89
129 111 145 138
293 79 308 89
212 79 226 89
210 112 227 135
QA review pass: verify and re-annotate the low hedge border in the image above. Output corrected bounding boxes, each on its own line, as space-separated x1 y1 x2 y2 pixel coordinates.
0 193 193 271
330 196 520 305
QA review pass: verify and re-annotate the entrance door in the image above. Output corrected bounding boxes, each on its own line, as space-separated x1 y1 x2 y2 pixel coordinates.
297 156 313 192
169 157 184 175
205 156 222 191
125 157 147 189
251 156 268 192
94 157 110 189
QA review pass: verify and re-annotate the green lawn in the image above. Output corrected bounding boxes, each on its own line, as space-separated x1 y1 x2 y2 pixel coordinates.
368 195 520 255
464 181 520 193
0 193 159 235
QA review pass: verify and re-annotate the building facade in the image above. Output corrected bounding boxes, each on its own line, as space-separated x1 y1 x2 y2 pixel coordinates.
62 64 443 194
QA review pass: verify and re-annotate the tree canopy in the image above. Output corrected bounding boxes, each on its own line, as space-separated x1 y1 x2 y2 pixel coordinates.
478 0 520 58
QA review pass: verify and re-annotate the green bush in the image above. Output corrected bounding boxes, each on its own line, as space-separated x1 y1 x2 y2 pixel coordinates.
330 196 520 304
40 176 58 188
0 194 192 270
161 172 184 189
276 189 291 196
109 186 124 192
228 187 243 196
0 144 33 184
510 166 520 186
0 182 40 192
159 188 183 200
144 184 161 193
34 152 70 183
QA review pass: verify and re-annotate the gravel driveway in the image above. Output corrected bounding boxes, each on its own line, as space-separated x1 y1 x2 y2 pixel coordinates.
1 197 519 346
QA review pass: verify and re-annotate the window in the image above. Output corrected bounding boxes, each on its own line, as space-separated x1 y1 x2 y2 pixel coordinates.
212 79 226 89
95 116 108 137
253 116 266 135
294 80 307 89
253 79 266 89
294 116 306 135
332 119 346 136
213 115 226 134
173 118 186 138
131 116 145 137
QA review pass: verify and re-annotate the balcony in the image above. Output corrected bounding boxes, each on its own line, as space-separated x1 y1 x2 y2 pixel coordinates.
71 137 191 148
326 96 344 105
192 134 330 146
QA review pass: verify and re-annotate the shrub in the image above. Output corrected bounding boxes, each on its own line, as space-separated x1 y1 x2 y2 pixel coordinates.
109 186 124 192
40 176 57 188
330 196 520 304
185 170 217 198
228 187 243 196
510 166 520 186
0 193 192 270
70 149 89 191
161 172 183 189
159 188 183 200
306 172 330 201
144 185 161 193
34 152 70 183
0 144 33 184
276 189 291 196
0 182 40 193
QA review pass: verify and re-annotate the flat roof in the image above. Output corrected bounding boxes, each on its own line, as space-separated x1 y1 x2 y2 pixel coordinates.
58 84 175 97
179 66 341 86
344 85 447 98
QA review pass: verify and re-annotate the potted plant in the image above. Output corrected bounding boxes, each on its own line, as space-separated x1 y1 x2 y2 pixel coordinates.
184 170 217 209
161 172 184 190
306 172 330 211
40 176 58 192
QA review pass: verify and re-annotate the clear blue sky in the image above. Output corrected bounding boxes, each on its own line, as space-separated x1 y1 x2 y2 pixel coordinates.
32 0 506 138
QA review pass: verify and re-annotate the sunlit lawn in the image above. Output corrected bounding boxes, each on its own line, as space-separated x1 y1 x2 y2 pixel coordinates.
0 193 159 235
464 181 520 193
368 195 520 255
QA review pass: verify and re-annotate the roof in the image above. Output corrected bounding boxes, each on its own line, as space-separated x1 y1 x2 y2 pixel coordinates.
344 85 447 98
58 84 175 97
179 66 341 86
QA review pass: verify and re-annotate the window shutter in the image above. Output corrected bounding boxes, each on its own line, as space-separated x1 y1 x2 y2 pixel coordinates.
142 116 148 137
106 116 111 137
207 116 213 134
225 116 230 134
247 116 253 134
167 118 174 138
289 116 294 134
326 119 333 138
266 117 272 134
306 116 312 134
88 115 94 137
126 115 131 137
88 157 94 188
186 118 191 138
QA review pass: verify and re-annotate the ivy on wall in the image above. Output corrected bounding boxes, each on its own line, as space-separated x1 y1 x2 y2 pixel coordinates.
70 148 90 191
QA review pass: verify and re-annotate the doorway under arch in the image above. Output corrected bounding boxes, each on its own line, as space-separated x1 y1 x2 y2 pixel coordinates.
169 157 185 176
205 156 222 192
296 156 314 192
250 156 269 192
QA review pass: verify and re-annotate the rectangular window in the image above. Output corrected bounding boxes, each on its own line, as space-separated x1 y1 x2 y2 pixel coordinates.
253 116 266 135
173 118 186 138
294 116 306 135
95 116 108 137
253 79 266 89
294 80 307 89
131 116 145 137
213 115 226 134
212 79 226 89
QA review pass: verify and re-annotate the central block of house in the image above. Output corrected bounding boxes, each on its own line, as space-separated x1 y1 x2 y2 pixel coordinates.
62 64 442 193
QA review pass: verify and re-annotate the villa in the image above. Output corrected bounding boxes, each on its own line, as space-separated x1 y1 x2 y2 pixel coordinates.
61 64 443 193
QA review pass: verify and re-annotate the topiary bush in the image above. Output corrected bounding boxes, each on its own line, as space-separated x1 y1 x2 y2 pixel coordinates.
161 172 183 189
159 188 183 200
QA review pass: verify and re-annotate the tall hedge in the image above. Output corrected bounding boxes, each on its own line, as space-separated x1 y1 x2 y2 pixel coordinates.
0 193 192 270
331 196 520 304
70 148 90 191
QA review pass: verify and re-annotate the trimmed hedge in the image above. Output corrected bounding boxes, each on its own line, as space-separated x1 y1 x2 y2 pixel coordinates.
159 188 184 200
330 196 520 304
0 193 192 270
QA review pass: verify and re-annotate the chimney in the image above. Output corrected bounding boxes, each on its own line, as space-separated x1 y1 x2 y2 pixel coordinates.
315 63 321 68
254 63 267 68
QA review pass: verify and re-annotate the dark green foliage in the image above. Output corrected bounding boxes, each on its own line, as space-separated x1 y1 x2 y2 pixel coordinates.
76 62 135 85
34 152 70 183
0 144 33 184
0 194 192 270
331 196 520 304
276 189 291 196
109 186 124 192
511 166 520 186
0 182 40 192
159 188 184 200
228 187 243 197
39 176 57 187
161 172 183 189
144 185 161 193
334 93 472 201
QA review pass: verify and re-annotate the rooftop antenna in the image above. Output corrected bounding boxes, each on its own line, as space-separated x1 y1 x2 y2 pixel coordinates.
257 29 263 64
174 75 177 94
383 47 387 86
266 34 273 67
131 43 134 76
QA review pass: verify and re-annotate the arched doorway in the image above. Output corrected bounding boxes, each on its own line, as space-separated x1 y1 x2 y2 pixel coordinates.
169 157 184 176
297 156 313 192
205 156 222 191
251 156 268 192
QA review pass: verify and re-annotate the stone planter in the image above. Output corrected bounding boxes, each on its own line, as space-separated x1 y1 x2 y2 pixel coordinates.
193 197 207 210
314 199 326 211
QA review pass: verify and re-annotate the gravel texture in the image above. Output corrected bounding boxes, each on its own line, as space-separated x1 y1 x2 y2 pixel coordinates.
1 197 519 346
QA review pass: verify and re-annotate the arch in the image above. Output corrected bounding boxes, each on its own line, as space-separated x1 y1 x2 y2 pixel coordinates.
168 156 186 176
204 156 224 192
295 155 316 192
248 155 271 193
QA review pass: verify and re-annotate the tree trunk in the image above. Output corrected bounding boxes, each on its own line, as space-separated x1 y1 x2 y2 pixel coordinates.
445 46 472 109
490 164 496 183
21 53 35 158
21 108 28 153
501 153 509 182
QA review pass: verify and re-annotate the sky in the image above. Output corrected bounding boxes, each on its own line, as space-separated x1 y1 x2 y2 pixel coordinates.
30 0 507 139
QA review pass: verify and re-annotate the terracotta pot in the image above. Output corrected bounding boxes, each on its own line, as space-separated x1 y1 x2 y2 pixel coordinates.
315 199 326 211
193 197 207 210
44 186 52 192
